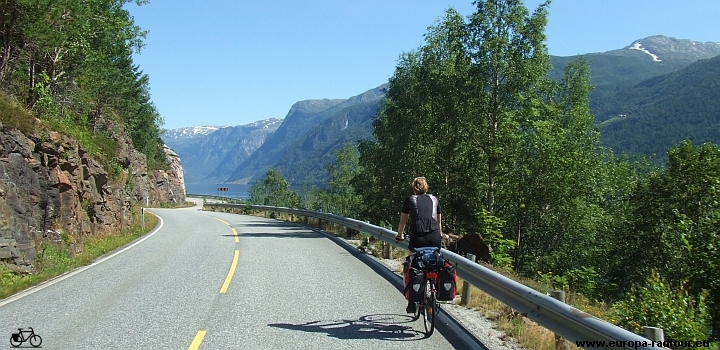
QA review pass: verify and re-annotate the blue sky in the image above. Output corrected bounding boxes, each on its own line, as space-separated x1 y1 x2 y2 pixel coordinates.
127 1 720 130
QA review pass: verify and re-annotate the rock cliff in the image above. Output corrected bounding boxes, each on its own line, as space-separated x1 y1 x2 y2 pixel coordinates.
0 123 185 274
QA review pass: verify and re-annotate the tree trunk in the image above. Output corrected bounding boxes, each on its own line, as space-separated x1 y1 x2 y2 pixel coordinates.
0 1 19 82
26 56 35 107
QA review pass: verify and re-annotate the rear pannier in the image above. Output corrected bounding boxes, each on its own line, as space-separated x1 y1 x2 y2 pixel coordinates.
437 262 457 301
403 257 426 302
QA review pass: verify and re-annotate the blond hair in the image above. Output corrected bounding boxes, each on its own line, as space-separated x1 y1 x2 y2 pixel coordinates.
412 177 429 194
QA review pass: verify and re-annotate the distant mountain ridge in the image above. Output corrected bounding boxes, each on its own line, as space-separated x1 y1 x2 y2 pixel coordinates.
168 35 720 186
162 119 281 183
225 85 386 184
616 35 720 63
598 53 720 159
273 94 382 185
162 126 225 143
549 35 720 123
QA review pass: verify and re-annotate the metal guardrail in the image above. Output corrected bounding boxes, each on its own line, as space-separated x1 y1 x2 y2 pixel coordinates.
201 199 666 350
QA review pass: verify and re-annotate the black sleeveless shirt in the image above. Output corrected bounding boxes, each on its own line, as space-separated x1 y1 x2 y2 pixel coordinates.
401 193 441 235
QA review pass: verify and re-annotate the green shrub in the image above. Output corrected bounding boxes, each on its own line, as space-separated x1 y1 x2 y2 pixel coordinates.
32 72 61 119
537 271 569 291
109 160 123 179
476 209 515 269
0 264 22 290
566 266 598 297
610 271 711 344
0 92 37 134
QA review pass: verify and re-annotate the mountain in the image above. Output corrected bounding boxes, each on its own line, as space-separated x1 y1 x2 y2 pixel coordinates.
175 35 720 186
161 119 281 183
614 36 720 64
549 35 720 123
162 126 225 144
274 96 382 185
598 54 720 160
225 85 386 184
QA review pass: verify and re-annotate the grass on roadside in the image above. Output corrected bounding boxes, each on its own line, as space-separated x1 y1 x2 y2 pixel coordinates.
0 207 158 300
457 277 585 350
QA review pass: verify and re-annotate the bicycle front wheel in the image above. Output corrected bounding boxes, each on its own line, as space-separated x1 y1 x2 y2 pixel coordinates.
29 335 42 347
412 301 421 321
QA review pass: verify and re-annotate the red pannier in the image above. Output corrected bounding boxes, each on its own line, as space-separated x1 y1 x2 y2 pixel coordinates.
437 261 457 301
403 256 426 302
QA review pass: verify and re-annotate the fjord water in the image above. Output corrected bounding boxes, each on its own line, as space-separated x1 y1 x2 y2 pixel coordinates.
185 183 250 199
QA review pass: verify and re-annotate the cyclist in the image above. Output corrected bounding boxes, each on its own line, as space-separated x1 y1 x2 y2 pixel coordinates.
395 176 444 313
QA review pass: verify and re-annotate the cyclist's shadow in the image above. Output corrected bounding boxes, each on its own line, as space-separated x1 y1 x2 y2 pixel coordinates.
268 313 426 341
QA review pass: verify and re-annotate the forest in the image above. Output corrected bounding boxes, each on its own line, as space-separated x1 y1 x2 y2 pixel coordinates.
0 0 166 168
248 0 719 344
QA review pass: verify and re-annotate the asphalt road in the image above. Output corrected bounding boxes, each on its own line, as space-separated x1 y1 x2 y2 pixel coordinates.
1 203 466 349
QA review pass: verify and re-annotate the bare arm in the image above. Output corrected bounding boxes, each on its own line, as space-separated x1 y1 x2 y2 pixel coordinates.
438 214 447 239
396 212 408 241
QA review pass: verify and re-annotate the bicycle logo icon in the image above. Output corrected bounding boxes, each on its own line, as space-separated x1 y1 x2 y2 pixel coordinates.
9 327 42 348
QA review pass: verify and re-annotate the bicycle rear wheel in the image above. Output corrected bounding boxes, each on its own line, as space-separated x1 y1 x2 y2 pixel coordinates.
9 335 21 348
422 282 437 336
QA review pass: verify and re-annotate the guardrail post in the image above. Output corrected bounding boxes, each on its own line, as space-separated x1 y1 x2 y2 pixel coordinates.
319 219 323 230
642 326 664 342
383 242 392 259
460 253 476 306
304 216 308 225
551 290 569 350
290 214 294 222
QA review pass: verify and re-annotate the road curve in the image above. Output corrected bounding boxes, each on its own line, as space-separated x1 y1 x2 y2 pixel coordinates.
1 204 466 349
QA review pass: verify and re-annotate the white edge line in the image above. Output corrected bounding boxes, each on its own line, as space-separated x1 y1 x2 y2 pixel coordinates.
0 212 165 307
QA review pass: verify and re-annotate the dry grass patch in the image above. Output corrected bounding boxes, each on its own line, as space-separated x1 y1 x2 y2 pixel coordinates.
457 277 581 350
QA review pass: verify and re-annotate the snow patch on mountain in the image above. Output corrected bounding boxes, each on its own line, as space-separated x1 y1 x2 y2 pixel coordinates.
184 126 222 136
161 125 225 144
246 118 283 129
628 41 662 62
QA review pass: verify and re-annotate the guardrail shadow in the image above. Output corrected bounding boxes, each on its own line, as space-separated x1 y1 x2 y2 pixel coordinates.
237 221 303 228
268 314 425 341
231 231 325 239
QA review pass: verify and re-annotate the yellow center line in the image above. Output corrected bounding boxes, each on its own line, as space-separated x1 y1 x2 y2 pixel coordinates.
188 330 206 350
214 218 239 243
214 218 230 225
220 250 240 294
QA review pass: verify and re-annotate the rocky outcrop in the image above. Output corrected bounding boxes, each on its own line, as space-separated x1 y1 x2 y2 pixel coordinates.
0 123 185 274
